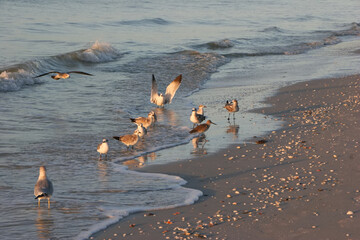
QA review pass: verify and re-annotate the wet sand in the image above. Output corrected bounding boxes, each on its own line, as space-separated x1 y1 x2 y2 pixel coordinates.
92 75 360 240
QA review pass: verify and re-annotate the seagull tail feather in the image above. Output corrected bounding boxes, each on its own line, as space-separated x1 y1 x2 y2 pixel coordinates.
35 193 48 199
113 136 120 141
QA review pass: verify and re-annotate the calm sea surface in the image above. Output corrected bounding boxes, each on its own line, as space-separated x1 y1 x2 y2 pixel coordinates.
1 0 360 239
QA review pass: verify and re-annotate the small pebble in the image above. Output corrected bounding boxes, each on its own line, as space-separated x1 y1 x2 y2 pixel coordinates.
346 211 354 215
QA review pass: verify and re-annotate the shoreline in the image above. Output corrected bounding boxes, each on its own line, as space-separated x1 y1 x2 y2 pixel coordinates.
92 75 359 240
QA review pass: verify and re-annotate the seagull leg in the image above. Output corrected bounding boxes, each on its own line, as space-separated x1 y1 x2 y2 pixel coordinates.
48 198 50 209
227 113 230 121
38 199 40 207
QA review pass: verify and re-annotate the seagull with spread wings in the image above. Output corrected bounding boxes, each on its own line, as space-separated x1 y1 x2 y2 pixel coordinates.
34 71 93 80
150 74 182 107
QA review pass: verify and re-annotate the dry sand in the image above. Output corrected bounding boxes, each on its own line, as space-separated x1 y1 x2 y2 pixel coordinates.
92 75 360 240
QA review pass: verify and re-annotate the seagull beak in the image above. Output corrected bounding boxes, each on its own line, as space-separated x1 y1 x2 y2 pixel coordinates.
211 121 217 125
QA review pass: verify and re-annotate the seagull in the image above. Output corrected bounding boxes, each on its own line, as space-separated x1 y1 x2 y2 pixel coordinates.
189 120 216 134
197 104 206 116
224 99 239 120
150 74 182 107
136 123 147 138
130 111 157 129
34 166 54 208
34 71 93 80
97 139 109 159
190 108 202 128
196 104 207 123
113 130 141 150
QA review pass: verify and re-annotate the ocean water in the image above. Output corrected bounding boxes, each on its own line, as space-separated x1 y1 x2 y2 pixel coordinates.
1 0 360 239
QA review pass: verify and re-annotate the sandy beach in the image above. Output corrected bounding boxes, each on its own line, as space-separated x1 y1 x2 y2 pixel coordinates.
92 75 359 240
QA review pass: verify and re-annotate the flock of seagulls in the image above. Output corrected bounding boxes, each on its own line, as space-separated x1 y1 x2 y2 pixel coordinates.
33 70 240 208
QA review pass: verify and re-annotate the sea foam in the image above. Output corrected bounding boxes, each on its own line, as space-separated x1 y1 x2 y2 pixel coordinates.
75 163 202 240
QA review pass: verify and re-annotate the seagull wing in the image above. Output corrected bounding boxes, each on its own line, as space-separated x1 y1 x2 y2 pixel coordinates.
68 71 94 76
97 142 102 150
150 74 160 104
34 179 53 197
34 71 59 78
164 74 182 104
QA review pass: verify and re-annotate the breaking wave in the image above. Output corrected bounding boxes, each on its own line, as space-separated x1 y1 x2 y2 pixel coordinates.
196 39 235 50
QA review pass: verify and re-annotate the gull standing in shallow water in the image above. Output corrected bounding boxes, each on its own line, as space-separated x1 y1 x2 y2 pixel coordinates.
34 71 93 80
97 139 109 159
190 108 201 128
130 111 157 129
113 130 141 150
224 99 239 121
189 120 216 134
150 74 182 107
136 123 147 138
34 166 54 208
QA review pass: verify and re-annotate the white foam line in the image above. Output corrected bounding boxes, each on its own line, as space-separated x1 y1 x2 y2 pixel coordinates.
75 162 202 240
113 134 196 163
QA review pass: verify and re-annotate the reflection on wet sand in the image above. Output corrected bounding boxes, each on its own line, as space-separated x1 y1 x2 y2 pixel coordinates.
123 152 157 168
226 123 239 140
36 208 54 240
153 108 179 126
191 134 208 155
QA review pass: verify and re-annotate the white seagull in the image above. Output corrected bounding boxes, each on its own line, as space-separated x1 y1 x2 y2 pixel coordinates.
97 139 109 159
136 123 147 138
34 71 93 80
190 107 201 128
150 74 182 107
34 166 54 208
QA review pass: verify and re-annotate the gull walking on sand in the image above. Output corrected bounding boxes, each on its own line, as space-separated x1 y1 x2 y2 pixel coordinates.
34 71 93 80
97 139 109 159
189 120 216 134
150 74 182 107
113 130 141 150
130 111 157 129
34 166 54 208
224 99 239 121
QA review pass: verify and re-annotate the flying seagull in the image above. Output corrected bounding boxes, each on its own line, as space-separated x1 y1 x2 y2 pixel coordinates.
34 166 54 208
34 71 93 80
150 74 182 107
